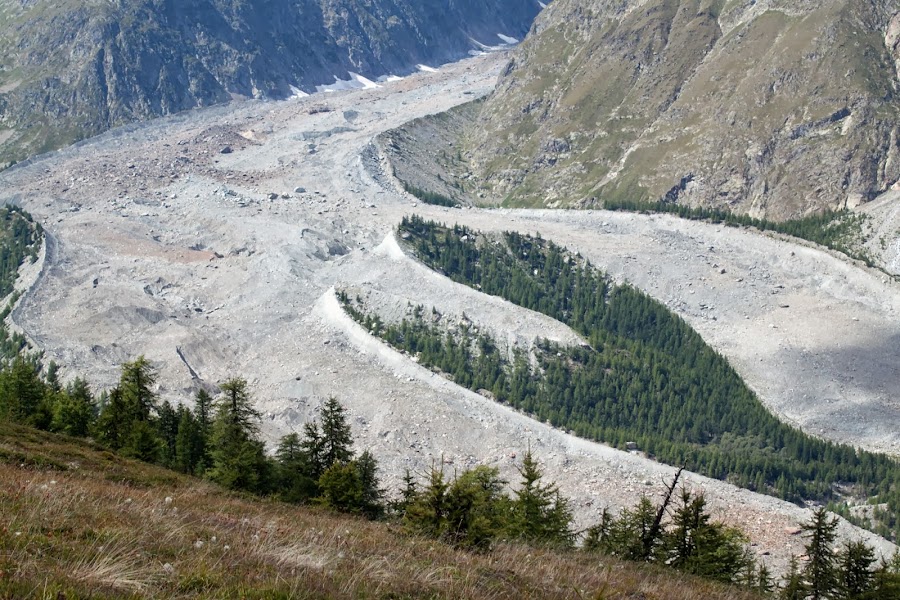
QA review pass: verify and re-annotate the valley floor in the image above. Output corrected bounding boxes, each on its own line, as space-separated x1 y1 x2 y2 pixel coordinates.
0 52 898 570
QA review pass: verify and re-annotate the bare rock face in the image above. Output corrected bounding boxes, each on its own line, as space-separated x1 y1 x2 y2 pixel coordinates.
465 0 900 219
0 0 541 166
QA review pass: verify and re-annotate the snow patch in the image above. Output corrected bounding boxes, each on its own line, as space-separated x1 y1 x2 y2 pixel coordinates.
416 64 439 73
350 72 380 89
315 73 381 93
539 1 548 8
377 74 404 83
289 85 309 98
497 33 519 44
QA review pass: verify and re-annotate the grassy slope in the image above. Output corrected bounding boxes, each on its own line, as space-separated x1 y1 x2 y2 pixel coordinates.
0 422 761 599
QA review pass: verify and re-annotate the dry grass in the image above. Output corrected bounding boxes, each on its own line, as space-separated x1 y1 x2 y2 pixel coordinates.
71 540 155 592
0 423 762 599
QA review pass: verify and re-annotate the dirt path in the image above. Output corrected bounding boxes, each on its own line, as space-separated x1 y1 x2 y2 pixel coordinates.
0 51 898 569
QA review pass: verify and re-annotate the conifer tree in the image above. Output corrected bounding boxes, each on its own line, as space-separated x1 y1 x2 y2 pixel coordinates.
393 468 418 515
207 378 270 494
663 489 749 583
405 463 449 538
355 450 384 519
119 356 157 422
194 389 214 435
50 377 94 437
802 507 839 600
604 496 660 562
174 408 204 475
506 448 573 547
276 431 318 503
583 508 615 553
836 540 876 600
121 419 161 462
93 386 129 450
317 462 364 514
872 553 900 599
0 355 46 426
300 421 326 479
443 466 508 550
756 564 775 596
320 396 354 468
44 361 61 393
156 400 179 467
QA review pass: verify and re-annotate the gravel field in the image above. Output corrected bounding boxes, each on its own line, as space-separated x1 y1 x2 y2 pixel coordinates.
1 51 898 570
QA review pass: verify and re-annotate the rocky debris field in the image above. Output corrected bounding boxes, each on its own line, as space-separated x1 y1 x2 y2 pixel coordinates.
1 52 899 571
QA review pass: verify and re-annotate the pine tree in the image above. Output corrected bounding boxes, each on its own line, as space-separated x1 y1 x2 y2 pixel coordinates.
583 507 615 553
506 448 573 547
405 463 449 538
803 507 839 600
320 397 354 468
836 540 876 600
207 378 270 494
50 377 94 437
317 462 364 513
93 387 129 450
44 361 61 393
156 400 179 467
756 564 775 596
355 450 384 519
299 421 326 480
194 389 214 436
604 496 659 562
276 433 304 470
118 356 157 422
275 432 318 503
174 408 204 475
662 488 749 583
443 466 508 550
0 355 46 426
872 553 900 599
392 468 418 515
121 419 161 462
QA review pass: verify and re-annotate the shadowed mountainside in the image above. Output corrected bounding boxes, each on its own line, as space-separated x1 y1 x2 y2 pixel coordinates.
0 0 541 166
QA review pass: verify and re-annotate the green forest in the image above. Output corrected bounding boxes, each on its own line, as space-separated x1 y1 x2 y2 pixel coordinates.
344 216 900 540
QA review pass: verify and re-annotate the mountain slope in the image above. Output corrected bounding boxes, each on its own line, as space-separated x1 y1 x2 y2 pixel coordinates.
0 0 541 166
465 0 900 218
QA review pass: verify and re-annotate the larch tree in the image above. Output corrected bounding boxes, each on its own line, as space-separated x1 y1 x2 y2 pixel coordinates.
118 355 158 422
207 378 270 494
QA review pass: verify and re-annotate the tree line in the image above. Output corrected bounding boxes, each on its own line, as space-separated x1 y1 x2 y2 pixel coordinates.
389 216 900 540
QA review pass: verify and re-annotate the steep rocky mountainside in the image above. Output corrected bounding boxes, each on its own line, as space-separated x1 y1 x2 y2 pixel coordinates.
0 0 541 166
465 0 900 218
